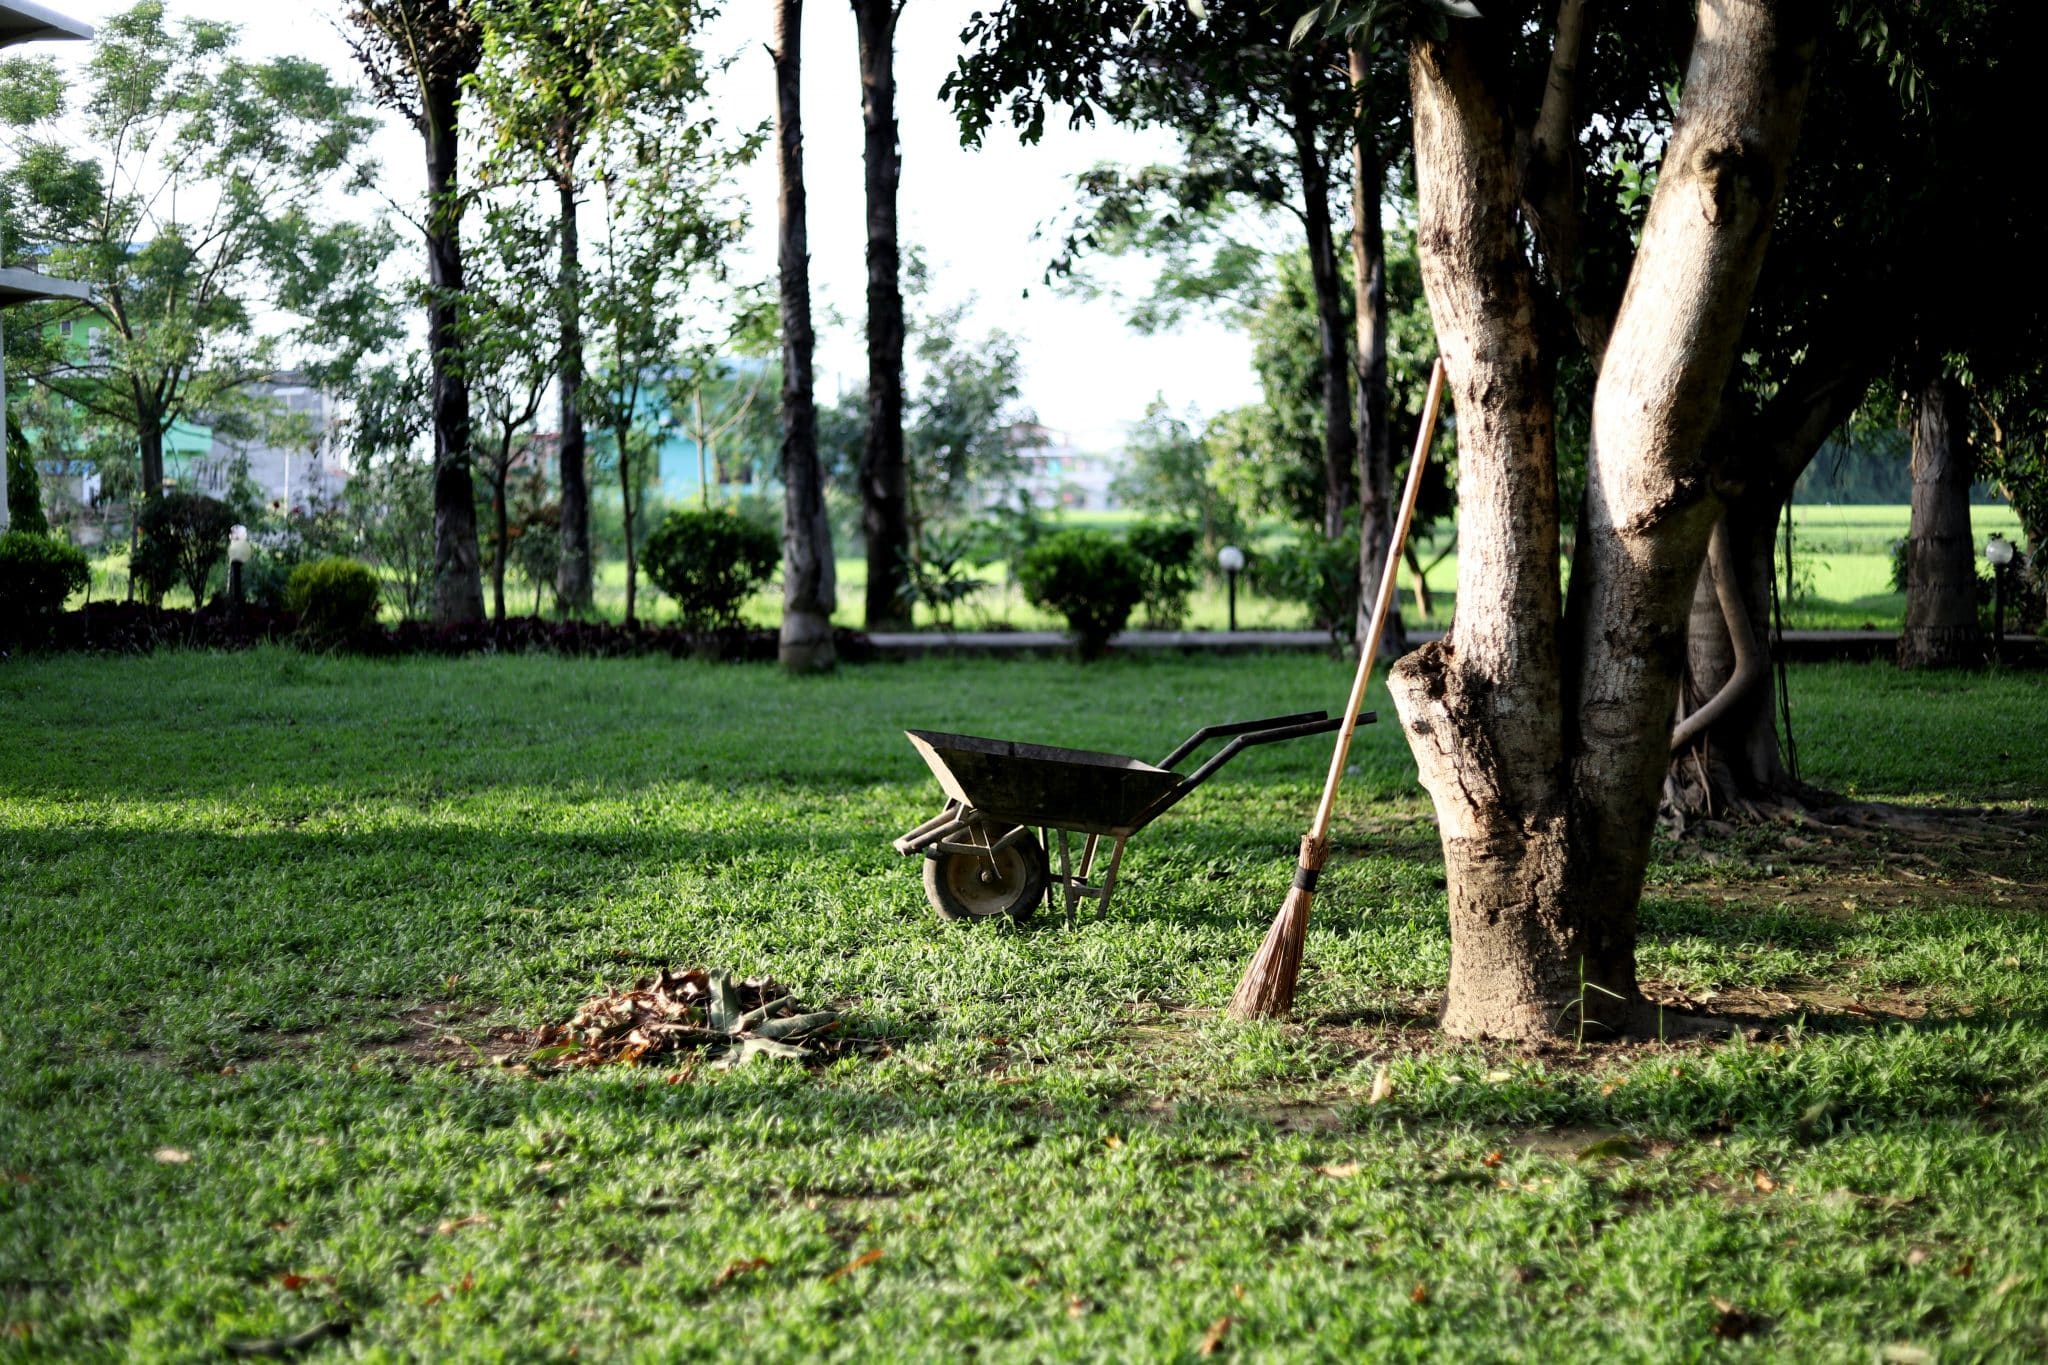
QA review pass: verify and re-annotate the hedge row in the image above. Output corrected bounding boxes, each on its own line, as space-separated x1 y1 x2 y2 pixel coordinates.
7 602 876 663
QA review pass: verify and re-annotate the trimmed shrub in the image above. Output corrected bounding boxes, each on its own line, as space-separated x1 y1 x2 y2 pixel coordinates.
134 491 235 605
1125 521 1199 629
643 508 779 630
0 531 90 643
1257 529 1361 646
1017 529 1145 659
287 557 382 642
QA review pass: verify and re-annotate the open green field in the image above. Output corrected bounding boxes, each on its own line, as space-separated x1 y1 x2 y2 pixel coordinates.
3 651 2046 1359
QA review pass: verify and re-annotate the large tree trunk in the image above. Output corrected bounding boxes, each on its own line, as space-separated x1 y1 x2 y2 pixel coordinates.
1899 375 1982 669
1388 3 1816 1041
853 0 909 631
423 70 485 625
1348 49 1400 650
1287 67 1356 541
777 0 837 672
554 174 594 615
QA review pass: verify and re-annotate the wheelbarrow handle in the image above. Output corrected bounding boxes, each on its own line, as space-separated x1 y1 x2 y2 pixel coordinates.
1140 711 1376 826
1157 711 1329 770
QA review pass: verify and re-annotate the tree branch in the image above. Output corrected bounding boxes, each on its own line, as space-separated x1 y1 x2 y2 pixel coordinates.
1518 0 1615 366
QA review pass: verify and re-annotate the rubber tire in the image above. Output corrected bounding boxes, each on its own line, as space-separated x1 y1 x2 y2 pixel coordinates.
922 827 1049 923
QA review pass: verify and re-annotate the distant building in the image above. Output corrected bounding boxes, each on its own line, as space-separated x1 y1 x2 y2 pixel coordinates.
175 375 348 512
1000 422 1123 512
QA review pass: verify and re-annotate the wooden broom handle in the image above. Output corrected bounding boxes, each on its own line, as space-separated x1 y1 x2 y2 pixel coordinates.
1308 357 1447 841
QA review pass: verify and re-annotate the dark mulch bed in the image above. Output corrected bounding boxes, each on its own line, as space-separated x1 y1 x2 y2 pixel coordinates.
8 602 873 663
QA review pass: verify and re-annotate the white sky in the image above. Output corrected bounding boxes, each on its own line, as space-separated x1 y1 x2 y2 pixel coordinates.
40 0 1263 450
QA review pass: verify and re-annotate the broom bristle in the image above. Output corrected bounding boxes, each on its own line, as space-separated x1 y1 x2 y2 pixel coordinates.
1228 836 1327 1021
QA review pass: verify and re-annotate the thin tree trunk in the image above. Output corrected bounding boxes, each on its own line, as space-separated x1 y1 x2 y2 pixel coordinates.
1669 347 1874 818
1388 3 1817 1042
853 0 908 630
1668 495 1794 815
1349 49 1399 650
776 0 836 671
423 70 484 625
1899 375 1982 669
1285 66 1355 541
617 423 638 627
555 174 594 614
491 461 509 624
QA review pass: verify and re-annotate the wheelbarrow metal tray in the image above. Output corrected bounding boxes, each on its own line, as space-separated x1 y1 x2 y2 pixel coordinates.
905 729 1179 838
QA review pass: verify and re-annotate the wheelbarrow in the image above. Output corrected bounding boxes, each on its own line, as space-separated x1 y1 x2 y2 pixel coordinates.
892 710 1374 923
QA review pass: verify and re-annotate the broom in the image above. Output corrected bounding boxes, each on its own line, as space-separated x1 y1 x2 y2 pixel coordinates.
1229 356 1448 1021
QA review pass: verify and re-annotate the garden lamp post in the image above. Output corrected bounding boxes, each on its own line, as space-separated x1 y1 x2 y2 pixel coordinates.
227 524 251 614
1218 545 1245 632
1985 534 2015 663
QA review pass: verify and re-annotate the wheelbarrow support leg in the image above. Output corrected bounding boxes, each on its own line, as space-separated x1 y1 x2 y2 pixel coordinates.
1096 838 1127 915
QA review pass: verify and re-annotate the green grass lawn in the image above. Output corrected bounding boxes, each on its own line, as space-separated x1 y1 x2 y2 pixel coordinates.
3 653 2046 1360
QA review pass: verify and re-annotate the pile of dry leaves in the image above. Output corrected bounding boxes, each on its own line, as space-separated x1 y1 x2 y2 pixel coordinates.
526 967 870 1070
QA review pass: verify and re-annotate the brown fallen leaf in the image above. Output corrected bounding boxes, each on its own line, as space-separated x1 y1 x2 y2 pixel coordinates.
152 1148 192 1165
1905 1246 1932 1267
1315 1162 1362 1179
712 1257 770 1290
1481 1152 1504 1169
274 1273 337 1293
1751 1170 1778 1194
1198 1315 1234 1356
1410 1282 1429 1305
435 1213 491 1236
1952 1256 1975 1279
1104 1134 1124 1150
824 1248 883 1283
1367 1065 1394 1105
1067 1295 1092 1319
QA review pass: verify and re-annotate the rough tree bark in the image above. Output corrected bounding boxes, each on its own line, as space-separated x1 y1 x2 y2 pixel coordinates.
554 174 593 614
1284 66 1357 540
776 0 837 672
1387 2 1817 1041
1349 44 1399 650
853 0 909 630
1899 374 1982 669
422 54 485 625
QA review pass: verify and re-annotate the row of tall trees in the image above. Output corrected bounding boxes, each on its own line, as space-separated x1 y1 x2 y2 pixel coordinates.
344 0 749 629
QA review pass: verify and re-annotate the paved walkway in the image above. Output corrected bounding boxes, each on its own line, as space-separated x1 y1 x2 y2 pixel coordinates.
866 627 2042 662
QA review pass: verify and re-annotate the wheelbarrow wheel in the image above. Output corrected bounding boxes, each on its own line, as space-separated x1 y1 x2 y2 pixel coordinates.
923 826 1049 923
